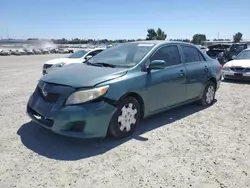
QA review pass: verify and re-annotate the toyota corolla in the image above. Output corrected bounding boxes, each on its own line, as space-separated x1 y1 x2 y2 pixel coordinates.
27 41 222 139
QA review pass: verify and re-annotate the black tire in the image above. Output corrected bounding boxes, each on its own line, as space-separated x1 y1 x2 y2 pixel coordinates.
108 97 141 139
200 81 216 106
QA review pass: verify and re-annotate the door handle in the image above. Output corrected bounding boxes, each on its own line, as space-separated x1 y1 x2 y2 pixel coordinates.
179 70 185 77
204 66 209 72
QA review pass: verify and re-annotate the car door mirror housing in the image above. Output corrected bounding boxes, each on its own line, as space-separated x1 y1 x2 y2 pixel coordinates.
85 55 92 60
149 60 167 70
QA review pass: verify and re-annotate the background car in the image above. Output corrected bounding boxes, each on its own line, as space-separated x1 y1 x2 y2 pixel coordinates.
58 48 69 54
68 49 74 53
27 41 222 139
40 48 50 54
42 48 105 75
222 48 250 80
33 49 42 55
49 48 59 54
207 43 247 65
24 48 34 55
0 49 11 56
13 49 26 55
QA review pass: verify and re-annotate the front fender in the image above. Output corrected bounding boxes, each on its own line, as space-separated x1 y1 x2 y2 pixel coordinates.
98 71 148 105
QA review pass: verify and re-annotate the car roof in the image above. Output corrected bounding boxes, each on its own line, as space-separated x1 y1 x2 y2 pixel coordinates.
128 40 196 46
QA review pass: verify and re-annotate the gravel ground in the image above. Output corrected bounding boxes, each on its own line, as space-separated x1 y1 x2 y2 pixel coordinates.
0 55 249 188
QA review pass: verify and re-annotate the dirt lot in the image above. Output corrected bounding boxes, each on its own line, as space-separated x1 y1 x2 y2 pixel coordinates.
0 55 249 188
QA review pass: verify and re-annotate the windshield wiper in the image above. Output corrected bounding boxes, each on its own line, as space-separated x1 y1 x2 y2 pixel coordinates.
85 61 100 67
90 62 116 68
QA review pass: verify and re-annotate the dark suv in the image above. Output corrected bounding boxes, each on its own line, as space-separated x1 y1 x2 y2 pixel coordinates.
206 43 247 65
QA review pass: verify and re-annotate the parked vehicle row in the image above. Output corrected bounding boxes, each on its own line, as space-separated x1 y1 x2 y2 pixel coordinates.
206 43 247 65
0 48 74 56
27 41 222 140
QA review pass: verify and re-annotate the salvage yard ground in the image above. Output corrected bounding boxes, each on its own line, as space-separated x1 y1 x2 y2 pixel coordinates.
0 55 249 188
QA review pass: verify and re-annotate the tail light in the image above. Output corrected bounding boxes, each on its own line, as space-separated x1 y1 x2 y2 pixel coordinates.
219 64 223 71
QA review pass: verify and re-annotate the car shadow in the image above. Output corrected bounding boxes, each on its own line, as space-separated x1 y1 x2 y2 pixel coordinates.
17 100 217 161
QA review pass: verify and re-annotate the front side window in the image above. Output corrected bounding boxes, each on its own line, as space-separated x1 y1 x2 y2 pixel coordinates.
68 50 88 58
181 46 203 63
88 49 104 56
231 44 247 53
150 45 181 66
88 43 155 67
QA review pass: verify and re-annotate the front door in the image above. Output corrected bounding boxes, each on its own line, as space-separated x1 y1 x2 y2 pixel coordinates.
146 45 186 112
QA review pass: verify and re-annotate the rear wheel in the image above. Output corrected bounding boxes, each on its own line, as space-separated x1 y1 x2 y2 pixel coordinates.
200 81 216 106
108 97 140 139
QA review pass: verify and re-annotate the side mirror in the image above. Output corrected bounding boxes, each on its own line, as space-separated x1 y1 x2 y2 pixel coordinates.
148 60 167 70
232 55 236 59
85 55 92 60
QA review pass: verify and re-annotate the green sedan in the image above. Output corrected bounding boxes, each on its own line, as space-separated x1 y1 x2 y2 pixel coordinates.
27 41 222 139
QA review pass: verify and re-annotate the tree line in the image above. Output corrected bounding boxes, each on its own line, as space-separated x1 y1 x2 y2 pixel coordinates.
25 29 243 45
145 28 243 44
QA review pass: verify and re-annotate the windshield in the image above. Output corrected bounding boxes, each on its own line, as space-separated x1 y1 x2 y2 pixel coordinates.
88 43 155 67
230 44 246 53
68 50 88 58
235 50 250 60
209 44 230 50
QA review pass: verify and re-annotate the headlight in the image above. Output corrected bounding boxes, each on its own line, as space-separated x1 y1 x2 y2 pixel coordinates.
222 65 230 71
65 85 109 105
52 62 65 68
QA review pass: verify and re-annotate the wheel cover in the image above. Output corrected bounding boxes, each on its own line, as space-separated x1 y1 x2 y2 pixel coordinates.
118 103 138 132
206 86 215 104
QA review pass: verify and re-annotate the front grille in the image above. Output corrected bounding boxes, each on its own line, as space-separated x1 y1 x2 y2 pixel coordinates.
224 75 250 80
37 86 60 103
27 106 54 127
230 67 250 72
43 64 53 69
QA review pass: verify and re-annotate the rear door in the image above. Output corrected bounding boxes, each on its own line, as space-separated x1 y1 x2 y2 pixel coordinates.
180 45 209 100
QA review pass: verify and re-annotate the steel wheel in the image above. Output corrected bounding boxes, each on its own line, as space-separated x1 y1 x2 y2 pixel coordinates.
118 103 138 132
108 97 140 139
200 81 216 106
205 86 215 104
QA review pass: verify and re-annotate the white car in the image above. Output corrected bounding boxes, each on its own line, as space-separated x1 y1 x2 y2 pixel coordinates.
222 48 250 80
42 48 105 75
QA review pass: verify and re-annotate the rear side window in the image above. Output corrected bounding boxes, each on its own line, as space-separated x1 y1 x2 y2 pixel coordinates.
181 45 205 63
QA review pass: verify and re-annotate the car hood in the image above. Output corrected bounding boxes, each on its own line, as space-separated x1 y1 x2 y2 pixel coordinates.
225 60 250 68
45 58 83 65
41 64 128 88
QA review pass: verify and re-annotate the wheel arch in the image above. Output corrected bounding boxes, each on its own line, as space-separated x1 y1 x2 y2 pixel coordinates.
208 77 217 89
119 92 145 119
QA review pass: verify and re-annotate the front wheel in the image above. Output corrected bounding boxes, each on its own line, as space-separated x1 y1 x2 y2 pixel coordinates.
200 81 216 106
108 97 141 139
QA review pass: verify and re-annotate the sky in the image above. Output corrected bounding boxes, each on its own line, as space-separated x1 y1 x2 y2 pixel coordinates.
0 0 249 40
